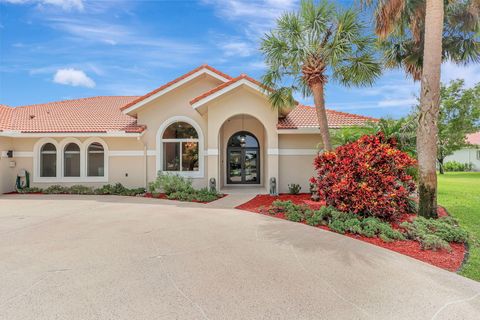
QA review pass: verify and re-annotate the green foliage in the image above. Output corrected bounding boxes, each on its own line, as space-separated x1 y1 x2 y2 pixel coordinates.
437 80 480 171
93 183 145 196
400 216 468 251
287 183 302 195
260 0 381 110
69 185 94 195
443 161 474 172
45 185 69 194
151 172 221 203
373 0 480 80
17 187 43 194
150 172 193 195
269 201 405 241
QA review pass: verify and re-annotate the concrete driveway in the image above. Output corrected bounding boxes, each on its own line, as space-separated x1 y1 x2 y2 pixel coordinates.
0 195 479 320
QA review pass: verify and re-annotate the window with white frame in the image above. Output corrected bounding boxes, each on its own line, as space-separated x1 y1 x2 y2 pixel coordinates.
64 143 81 177
40 143 57 177
87 142 105 177
162 122 199 172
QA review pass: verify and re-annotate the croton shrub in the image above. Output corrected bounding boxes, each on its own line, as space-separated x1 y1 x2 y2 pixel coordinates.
312 133 416 221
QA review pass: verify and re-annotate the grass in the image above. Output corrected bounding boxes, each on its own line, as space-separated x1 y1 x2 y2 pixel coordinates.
437 172 480 281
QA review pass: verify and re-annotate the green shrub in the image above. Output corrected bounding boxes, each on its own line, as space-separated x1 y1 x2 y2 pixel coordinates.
194 188 220 202
400 216 468 251
150 173 193 195
287 183 302 195
419 234 451 251
443 161 473 172
94 184 144 196
305 210 323 226
17 187 43 194
329 220 346 234
69 185 94 195
45 185 69 194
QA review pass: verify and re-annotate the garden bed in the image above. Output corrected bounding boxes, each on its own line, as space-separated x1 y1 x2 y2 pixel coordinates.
144 192 226 204
236 194 466 272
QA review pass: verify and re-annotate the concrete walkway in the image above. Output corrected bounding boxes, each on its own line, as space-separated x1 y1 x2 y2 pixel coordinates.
206 193 257 208
0 194 479 320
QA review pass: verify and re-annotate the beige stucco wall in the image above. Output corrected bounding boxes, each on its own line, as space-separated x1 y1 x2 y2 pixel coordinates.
0 137 15 193
203 86 279 190
135 74 223 188
278 134 322 193
1 136 146 191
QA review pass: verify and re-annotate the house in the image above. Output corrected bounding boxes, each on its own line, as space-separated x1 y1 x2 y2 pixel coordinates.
444 132 480 171
0 65 376 194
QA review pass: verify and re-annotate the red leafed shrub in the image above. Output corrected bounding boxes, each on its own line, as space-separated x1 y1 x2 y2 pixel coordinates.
312 133 416 221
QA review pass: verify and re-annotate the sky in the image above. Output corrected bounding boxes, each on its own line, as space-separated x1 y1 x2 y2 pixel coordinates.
0 0 479 119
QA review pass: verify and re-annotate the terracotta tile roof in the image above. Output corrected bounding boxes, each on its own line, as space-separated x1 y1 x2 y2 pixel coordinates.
278 105 378 129
190 74 272 105
4 96 145 133
467 132 480 145
121 64 233 111
0 104 14 131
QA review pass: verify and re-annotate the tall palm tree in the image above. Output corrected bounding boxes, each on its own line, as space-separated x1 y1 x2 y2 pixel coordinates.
365 0 479 218
261 0 381 151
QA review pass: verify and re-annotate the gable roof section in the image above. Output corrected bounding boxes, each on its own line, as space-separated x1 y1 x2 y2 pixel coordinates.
190 74 271 108
467 132 480 145
278 105 378 129
121 64 232 114
2 96 145 134
0 104 14 132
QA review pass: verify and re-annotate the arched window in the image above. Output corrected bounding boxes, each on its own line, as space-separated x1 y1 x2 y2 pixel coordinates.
64 143 80 177
40 143 57 177
87 142 105 177
162 121 199 172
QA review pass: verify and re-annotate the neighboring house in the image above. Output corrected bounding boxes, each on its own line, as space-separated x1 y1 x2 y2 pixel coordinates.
0 65 376 194
444 132 480 171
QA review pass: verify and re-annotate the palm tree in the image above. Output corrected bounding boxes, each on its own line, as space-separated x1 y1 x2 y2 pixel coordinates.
365 0 479 218
261 0 381 151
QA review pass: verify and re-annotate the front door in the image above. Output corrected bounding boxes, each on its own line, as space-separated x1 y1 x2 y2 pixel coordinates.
226 131 260 184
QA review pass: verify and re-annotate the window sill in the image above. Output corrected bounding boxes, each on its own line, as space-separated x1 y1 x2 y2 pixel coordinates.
33 177 109 183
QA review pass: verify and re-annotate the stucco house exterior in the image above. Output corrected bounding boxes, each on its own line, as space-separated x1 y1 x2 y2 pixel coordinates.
0 65 375 194
444 132 480 171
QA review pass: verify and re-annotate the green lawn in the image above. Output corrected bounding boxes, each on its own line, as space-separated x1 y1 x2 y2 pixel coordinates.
437 172 480 281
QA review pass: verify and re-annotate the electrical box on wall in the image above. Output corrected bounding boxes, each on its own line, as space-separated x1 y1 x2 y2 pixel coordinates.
7 150 13 158
9 161 16 168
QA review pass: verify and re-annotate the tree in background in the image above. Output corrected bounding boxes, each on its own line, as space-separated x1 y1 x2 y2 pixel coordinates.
261 0 381 151
364 0 479 218
437 80 480 173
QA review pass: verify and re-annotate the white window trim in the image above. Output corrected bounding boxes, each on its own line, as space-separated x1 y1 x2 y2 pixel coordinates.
33 137 109 183
156 116 205 178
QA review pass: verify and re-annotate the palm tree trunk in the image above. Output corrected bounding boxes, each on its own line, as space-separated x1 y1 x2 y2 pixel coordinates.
417 0 444 219
311 82 332 151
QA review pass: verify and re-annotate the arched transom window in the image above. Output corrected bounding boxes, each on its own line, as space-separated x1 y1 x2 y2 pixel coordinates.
162 121 199 172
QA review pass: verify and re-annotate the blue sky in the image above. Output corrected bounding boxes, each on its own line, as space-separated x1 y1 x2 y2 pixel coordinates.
1 0 479 118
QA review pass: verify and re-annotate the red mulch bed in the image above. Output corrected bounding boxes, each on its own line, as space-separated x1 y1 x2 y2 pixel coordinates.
235 193 465 272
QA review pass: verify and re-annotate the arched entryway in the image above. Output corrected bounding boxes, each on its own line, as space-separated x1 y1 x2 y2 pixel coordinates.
226 131 260 184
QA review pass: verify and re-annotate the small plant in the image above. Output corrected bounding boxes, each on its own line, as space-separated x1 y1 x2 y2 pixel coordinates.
17 187 43 194
443 161 473 172
150 172 193 195
400 216 468 251
288 183 301 195
45 185 69 194
69 185 94 195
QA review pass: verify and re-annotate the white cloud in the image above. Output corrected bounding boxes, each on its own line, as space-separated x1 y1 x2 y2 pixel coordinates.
203 0 298 37
220 41 255 57
442 61 480 88
1 0 84 11
53 68 95 88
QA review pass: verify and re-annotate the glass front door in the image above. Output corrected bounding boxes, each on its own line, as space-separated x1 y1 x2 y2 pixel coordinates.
226 131 260 184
